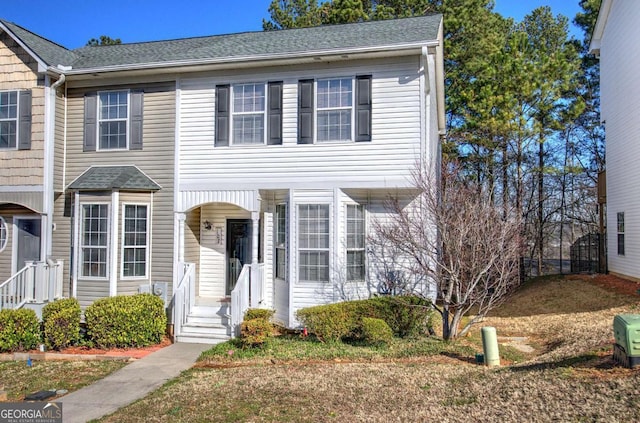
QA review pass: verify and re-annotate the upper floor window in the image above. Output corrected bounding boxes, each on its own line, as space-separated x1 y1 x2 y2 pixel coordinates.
232 83 266 145
0 216 8 253
122 204 149 278
81 204 109 278
298 75 371 144
317 78 352 142
99 91 129 150
0 91 18 149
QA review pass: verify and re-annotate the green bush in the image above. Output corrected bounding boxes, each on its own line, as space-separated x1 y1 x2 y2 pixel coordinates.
296 295 433 342
240 317 274 348
244 308 275 321
85 294 167 348
0 309 40 352
42 298 81 350
361 317 393 345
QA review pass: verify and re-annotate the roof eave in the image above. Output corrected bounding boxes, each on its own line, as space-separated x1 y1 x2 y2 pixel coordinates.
62 41 438 77
0 21 50 72
589 0 613 56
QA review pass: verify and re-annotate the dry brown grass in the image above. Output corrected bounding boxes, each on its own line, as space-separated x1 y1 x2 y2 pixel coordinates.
98 275 640 422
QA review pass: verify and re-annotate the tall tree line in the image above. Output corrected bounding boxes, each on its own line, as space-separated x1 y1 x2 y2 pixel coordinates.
264 0 604 276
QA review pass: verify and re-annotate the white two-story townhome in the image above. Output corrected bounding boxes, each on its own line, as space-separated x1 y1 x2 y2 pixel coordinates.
0 15 444 344
591 0 640 282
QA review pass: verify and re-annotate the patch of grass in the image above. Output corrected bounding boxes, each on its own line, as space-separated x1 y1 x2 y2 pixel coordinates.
198 334 474 364
0 360 127 401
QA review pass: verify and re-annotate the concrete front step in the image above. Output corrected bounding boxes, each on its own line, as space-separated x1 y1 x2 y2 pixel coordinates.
174 334 228 345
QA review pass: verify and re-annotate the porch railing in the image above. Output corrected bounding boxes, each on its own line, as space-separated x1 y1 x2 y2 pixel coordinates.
173 262 196 339
0 260 64 311
230 263 266 337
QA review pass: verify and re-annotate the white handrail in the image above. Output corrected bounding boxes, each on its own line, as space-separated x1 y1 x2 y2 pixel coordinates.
173 262 196 338
0 260 64 311
231 264 251 337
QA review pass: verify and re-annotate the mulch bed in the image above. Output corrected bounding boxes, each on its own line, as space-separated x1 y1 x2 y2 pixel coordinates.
39 337 173 359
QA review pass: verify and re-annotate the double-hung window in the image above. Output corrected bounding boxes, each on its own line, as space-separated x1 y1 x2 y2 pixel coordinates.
81 204 109 278
317 78 352 142
346 204 366 281
233 83 265 145
0 91 18 149
298 204 330 282
618 212 625 256
122 204 149 278
98 91 129 150
275 204 287 280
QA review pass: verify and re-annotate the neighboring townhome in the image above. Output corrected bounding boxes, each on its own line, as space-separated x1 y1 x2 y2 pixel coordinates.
0 20 70 309
0 15 445 344
591 0 640 282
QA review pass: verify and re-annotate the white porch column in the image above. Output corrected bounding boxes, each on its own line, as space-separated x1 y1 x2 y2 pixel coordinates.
177 212 186 263
250 211 260 307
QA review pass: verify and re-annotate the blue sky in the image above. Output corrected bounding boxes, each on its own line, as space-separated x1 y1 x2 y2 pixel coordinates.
2 0 584 49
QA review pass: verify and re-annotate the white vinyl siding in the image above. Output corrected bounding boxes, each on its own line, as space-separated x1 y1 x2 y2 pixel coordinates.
232 83 265 145
122 204 149 278
316 78 352 142
81 204 109 279
0 91 17 149
298 204 330 282
98 90 129 150
178 57 425 190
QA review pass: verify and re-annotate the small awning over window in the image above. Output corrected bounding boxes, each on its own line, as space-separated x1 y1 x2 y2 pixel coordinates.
67 166 161 192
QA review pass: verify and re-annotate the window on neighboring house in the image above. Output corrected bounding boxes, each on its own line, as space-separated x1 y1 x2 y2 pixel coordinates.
81 204 109 278
346 204 365 281
275 204 287 280
0 216 7 253
0 91 17 149
233 83 265 145
618 212 625 256
122 204 149 278
317 78 352 142
99 91 129 150
298 204 330 282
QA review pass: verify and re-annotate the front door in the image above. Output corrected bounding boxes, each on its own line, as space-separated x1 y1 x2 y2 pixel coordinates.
226 219 252 295
15 218 41 271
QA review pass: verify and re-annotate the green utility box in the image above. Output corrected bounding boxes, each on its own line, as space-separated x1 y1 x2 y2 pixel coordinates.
613 314 640 368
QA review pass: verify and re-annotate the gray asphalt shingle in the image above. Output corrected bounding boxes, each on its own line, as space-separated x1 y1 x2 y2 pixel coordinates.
68 166 161 191
1 15 441 71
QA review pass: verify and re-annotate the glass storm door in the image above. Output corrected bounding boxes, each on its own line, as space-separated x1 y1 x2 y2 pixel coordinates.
226 219 252 295
16 218 41 270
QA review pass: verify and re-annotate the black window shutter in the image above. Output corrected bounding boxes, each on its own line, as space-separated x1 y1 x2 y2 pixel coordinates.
355 75 372 142
129 90 144 150
268 82 283 145
298 79 314 144
215 85 230 147
83 92 97 152
17 90 32 150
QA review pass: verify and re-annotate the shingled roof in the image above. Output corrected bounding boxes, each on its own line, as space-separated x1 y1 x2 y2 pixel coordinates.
1 14 442 71
68 166 161 192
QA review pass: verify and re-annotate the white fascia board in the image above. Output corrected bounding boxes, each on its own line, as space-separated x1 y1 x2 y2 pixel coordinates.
61 42 437 77
590 0 613 55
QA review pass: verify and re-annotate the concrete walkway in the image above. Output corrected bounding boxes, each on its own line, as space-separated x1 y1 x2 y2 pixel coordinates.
58 342 210 423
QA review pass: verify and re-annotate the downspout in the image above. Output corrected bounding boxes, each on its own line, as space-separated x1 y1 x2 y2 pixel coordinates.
435 21 446 142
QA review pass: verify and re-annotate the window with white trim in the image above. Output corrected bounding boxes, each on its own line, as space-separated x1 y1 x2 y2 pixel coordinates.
618 212 625 256
122 204 149 278
317 78 352 142
0 91 18 149
232 83 265 145
346 204 365 281
0 216 8 253
81 204 109 278
98 91 129 150
275 204 287 280
298 204 330 282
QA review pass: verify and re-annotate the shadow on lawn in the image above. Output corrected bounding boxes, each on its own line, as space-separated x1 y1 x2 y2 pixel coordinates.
506 352 621 373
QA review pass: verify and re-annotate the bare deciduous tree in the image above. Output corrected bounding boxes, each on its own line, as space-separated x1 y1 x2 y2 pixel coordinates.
369 164 522 340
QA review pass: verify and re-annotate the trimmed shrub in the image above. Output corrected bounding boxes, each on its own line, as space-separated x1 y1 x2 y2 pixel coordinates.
85 294 167 348
0 309 40 352
361 317 393 345
244 308 275 321
296 295 433 342
240 317 274 348
42 298 81 350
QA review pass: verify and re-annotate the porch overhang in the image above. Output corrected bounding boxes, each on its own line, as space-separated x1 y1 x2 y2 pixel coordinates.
180 190 260 213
